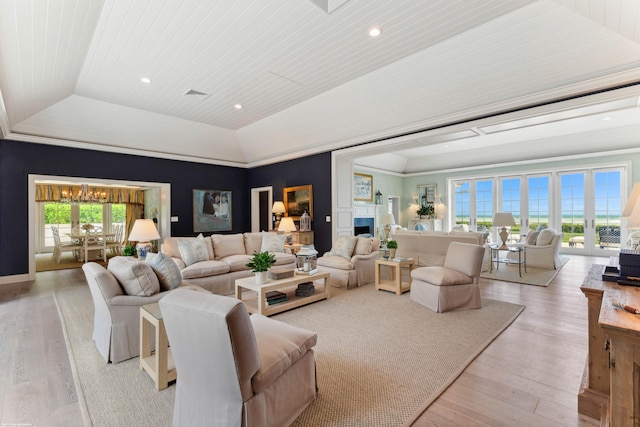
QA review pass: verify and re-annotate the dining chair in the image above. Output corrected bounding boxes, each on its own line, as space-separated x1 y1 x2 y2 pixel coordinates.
84 234 107 263
106 224 124 256
51 225 83 264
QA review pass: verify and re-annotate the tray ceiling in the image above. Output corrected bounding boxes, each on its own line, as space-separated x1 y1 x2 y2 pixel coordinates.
1 0 640 172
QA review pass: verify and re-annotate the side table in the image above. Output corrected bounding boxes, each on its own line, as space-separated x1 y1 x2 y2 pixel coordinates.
140 303 177 390
489 245 527 277
375 258 415 295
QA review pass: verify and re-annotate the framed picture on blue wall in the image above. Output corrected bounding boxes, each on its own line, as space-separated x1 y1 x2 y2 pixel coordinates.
193 189 232 232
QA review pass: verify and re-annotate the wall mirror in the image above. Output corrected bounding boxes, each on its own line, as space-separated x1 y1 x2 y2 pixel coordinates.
417 184 437 207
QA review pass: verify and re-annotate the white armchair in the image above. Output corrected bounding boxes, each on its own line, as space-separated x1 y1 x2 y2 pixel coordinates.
316 236 380 288
159 289 317 426
508 227 563 270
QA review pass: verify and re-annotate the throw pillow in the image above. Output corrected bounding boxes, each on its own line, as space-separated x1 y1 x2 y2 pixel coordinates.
353 237 373 255
329 236 358 259
108 256 160 296
526 231 540 245
178 234 209 266
146 252 182 291
211 234 246 259
260 232 286 253
536 228 555 246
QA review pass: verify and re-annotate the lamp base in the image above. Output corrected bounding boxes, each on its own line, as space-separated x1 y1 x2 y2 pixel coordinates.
136 241 153 260
499 227 509 250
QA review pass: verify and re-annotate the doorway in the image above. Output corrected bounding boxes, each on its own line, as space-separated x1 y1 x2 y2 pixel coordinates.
250 186 273 232
28 175 171 281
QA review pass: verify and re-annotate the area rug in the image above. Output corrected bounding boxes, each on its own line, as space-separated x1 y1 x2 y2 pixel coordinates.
36 253 109 272
480 256 570 287
55 284 524 427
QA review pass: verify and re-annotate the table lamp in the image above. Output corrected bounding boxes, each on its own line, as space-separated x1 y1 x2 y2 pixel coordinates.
128 219 160 260
493 212 516 250
380 213 396 243
272 201 286 230
278 216 297 245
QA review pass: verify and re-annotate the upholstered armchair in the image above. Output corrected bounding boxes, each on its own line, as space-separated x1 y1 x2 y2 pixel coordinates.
82 255 194 363
159 289 318 427
410 242 485 313
316 236 380 288
508 227 563 269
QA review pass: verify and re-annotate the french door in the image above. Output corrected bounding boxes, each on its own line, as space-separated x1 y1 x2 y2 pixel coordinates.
559 168 622 256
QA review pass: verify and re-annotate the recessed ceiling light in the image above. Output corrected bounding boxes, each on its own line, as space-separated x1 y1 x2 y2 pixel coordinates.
140 77 152 84
368 27 382 37
603 116 611 121
234 104 243 110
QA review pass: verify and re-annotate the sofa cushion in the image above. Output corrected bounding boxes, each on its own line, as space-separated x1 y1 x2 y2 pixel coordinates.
212 234 246 260
145 252 182 291
329 236 358 259
224 254 253 272
107 256 160 296
164 235 214 260
243 232 263 255
250 314 317 393
411 266 473 286
316 254 354 270
260 232 286 253
536 228 555 246
181 260 231 279
272 252 296 265
353 237 373 255
178 235 210 266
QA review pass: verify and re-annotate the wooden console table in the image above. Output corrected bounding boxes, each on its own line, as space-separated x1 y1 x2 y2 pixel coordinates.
579 264 640 426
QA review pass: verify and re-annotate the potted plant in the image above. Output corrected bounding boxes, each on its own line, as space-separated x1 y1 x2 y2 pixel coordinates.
417 204 434 219
246 251 276 284
386 239 398 259
123 245 137 257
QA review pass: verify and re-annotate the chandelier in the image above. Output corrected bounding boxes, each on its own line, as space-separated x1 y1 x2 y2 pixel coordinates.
61 184 107 204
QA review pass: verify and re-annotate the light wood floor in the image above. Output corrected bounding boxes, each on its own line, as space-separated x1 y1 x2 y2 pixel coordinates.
0 256 609 426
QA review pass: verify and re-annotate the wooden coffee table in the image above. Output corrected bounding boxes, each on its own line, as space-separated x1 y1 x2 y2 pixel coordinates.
235 272 330 316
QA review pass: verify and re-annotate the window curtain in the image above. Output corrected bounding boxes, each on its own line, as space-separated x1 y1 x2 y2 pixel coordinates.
125 204 143 245
35 184 145 204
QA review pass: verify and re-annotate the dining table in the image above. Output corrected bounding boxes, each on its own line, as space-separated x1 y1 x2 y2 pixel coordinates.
66 232 115 262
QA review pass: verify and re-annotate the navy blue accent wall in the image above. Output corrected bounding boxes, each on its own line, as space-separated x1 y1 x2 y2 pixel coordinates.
248 152 332 255
0 139 249 276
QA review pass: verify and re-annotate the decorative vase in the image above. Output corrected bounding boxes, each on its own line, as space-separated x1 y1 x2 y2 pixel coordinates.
389 248 396 259
255 271 269 284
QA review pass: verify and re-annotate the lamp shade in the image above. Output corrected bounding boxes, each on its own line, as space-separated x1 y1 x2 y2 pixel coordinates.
272 201 286 214
380 213 395 225
128 219 160 242
278 217 297 232
492 212 516 227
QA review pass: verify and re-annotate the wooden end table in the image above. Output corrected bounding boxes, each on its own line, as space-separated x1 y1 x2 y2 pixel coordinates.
375 258 415 295
140 303 176 390
235 271 330 316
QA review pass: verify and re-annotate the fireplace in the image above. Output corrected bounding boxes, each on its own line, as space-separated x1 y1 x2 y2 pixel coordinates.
354 217 374 236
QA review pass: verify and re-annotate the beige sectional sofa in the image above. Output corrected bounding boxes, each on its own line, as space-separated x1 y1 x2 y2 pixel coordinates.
162 232 296 295
390 230 486 267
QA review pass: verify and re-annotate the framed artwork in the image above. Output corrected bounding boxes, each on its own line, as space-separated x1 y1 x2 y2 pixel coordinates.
284 185 313 220
354 173 373 202
193 189 232 232
418 184 437 205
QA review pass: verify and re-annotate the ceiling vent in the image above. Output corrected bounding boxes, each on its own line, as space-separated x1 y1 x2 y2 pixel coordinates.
183 89 210 100
308 0 352 14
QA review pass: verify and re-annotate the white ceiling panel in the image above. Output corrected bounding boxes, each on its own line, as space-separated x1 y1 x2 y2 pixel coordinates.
2 0 640 173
